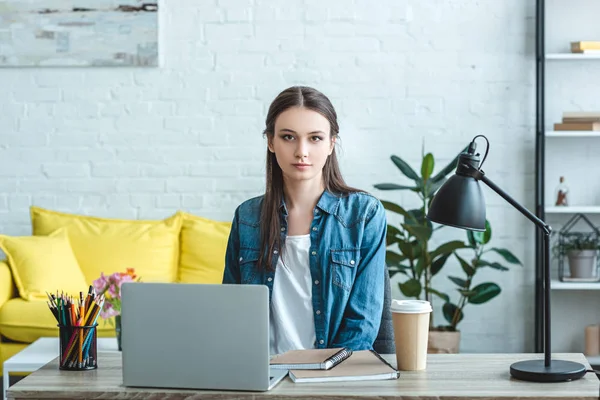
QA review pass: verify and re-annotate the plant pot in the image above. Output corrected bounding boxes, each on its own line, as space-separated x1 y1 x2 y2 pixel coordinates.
567 250 598 279
115 315 122 351
427 330 460 354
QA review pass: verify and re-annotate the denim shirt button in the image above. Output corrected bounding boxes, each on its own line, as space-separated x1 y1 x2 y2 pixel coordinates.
280 227 285 231
316 310 321 315
267 277 273 282
311 251 317 256
273 250 278 255
319 339 324 345
239 257 243 262
314 280 319 285
312 227 317 231
314 209 319 214
350 260 355 265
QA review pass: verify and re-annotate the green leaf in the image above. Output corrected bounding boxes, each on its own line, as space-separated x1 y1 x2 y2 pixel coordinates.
399 278 422 298
396 241 414 259
442 302 463 325
402 223 432 242
489 248 522 265
374 183 417 191
471 230 486 245
430 253 450 276
405 208 426 225
386 225 403 246
476 260 509 271
385 250 405 267
429 146 467 184
448 276 467 288
381 201 418 225
467 230 477 247
421 153 434 182
389 267 410 278
391 155 421 181
455 253 475 276
458 289 476 298
426 287 449 303
483 220 492 244
425 178 446 198
414 256 427 276
430 240 467 259
469 283 501 304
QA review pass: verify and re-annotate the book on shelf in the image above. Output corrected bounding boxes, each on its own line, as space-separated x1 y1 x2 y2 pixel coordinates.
571 41 600 53
288 350 399 383
554 122 600 131
270 348 352 370
563 117 600 123
563 111 600 119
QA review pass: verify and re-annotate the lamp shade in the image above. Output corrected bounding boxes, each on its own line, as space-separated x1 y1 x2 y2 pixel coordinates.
427 174 486 231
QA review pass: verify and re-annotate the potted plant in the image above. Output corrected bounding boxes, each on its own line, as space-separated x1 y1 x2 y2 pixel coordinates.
373 146 468 350
427 220 523 353
555 232 600 279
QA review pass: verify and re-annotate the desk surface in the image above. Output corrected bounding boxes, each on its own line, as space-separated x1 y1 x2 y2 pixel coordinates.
7 352 600 399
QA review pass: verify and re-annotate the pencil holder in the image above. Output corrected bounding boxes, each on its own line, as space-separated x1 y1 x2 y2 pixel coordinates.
58 324 98 370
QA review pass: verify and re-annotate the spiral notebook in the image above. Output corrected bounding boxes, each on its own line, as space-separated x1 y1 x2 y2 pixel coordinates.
288 350 399 383
270 348 352 370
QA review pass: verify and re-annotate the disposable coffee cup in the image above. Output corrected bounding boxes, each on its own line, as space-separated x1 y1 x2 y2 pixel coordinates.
391 299 432 371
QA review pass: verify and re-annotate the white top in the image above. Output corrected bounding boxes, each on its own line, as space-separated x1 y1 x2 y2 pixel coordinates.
269 234 317 356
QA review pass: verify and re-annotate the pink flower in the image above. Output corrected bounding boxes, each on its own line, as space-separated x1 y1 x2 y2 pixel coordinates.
93 268 140 319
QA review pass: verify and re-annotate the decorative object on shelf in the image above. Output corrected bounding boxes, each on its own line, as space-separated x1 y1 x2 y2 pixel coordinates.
555 176 569 206
428 218 522 353
571 41 600 54
584 324 600 356
553 213 600 282
427 134 587 382
92 268 140 351
0 2 158 67
373 146 469 349
554 112 600 131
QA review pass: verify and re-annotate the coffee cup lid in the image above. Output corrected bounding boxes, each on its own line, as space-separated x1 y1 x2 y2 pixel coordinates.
391 299 432 314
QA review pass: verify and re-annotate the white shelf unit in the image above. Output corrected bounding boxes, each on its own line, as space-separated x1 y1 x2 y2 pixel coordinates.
551 280 600 290
545 131 600 137
545 206 600 214
546 53 600 60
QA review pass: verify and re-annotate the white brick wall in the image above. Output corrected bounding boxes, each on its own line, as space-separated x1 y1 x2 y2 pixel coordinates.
3 0 598 354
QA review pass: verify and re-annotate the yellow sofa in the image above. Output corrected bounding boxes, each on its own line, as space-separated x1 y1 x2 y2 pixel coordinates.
0 207 231 374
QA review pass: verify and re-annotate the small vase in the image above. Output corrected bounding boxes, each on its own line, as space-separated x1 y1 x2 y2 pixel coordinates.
115 315 122 351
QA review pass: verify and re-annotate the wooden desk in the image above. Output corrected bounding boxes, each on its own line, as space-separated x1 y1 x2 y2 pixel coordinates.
7 352 599 399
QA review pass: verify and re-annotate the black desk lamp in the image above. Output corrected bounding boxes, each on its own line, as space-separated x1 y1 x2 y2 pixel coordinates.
426 135 587 383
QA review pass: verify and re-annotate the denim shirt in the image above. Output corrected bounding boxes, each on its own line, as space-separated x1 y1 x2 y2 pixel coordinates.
223 190 387 351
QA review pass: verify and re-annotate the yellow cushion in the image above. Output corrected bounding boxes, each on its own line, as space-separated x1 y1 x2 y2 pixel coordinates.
0 298 115 343
0 229 87 301
31 206 182 284
178 211 231 284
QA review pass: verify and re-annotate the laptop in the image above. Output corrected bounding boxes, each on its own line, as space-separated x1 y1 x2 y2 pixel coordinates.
120 282 288 391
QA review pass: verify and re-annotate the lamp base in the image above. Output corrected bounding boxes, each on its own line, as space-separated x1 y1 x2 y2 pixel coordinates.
510 359 587 382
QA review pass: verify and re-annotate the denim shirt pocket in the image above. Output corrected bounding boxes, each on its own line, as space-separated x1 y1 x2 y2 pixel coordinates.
330 249 361 292
239 248 260 284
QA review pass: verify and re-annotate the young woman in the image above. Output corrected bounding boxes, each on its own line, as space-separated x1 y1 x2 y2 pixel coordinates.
223 86 387 355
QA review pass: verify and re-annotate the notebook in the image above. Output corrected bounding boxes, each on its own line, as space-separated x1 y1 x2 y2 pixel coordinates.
270 348 352 370
289 350 399 383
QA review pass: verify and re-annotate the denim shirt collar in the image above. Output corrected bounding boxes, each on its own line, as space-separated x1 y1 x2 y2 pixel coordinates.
278 190 340 216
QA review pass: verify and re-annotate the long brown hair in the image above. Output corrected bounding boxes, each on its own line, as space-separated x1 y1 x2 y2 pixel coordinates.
259 86 361 271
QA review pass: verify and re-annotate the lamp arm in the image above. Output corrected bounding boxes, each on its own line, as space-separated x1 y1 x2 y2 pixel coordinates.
465 164 552 236
466 163 552 366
